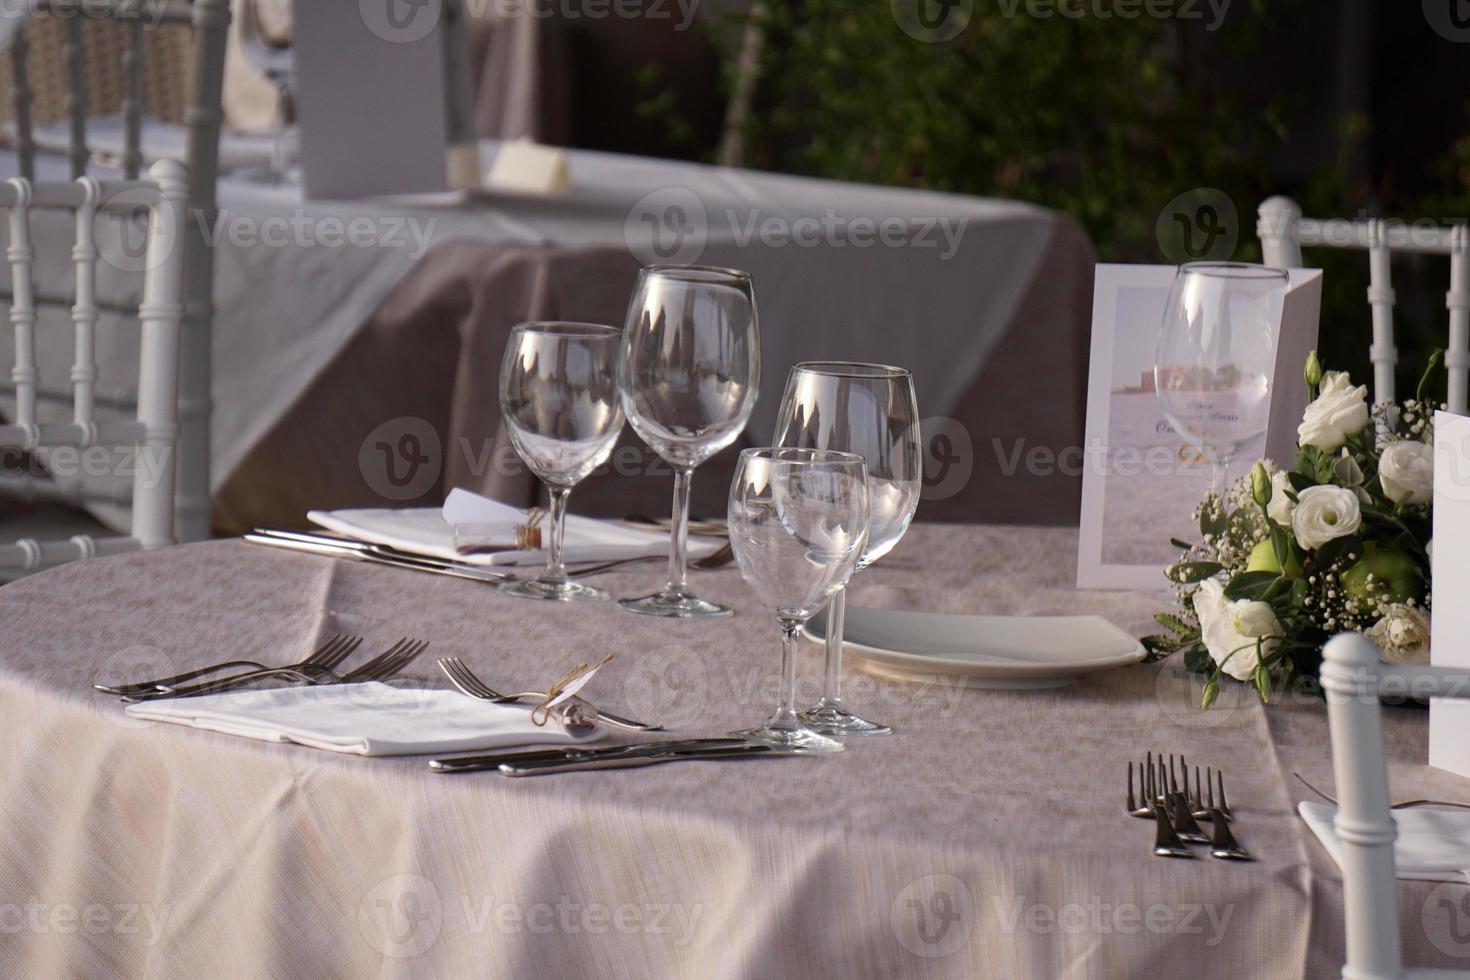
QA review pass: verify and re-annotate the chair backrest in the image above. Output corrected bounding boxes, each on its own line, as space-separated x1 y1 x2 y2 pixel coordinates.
6 0 229 542
1321 632 1470 979
0 159 186 568
1257 197 1470 415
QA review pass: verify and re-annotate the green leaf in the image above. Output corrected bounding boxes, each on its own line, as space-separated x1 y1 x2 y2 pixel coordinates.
1153 612 1192 635
1170 561 1224 583
1200 505 1228 539
1169 537 1193 550
1286 471 1313 492
1223 570 1279 600
1182 645 1211 673
1271 525 1289 566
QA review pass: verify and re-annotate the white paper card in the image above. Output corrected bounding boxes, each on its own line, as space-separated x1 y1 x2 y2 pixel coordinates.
1430 411 1470 776
485 139 572 195
1076 265 1323 590
294 0 450 199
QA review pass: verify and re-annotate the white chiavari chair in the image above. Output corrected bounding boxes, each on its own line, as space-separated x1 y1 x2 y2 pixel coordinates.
3 0 228 542
1321 633 1470 979
1258 197 1470 415
0 159 185 571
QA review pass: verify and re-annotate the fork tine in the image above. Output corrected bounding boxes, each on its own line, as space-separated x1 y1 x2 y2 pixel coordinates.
367 639 429 681
302 634 349 668
441 657 505 700
1127 762 1136 812
437 657 481 696
342 638 412 681
315 635 362 671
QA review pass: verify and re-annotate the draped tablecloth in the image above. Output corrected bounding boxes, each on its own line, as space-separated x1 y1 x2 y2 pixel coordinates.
2 524 1467 978
0 131 1095 532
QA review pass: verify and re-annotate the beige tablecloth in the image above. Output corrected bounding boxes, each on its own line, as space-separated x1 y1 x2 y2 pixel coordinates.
5 524 1461 977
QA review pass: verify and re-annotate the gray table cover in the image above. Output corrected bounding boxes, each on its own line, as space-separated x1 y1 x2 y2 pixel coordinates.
1 523 1467 977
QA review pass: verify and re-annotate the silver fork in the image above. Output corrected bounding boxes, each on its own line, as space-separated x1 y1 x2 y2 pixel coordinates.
97 633 362 697
136 638 429 699
437 656 663 732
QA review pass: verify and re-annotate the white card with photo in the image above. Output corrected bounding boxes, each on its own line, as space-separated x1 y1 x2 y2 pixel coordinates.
1430 411 1470 777
1076 264 1323 590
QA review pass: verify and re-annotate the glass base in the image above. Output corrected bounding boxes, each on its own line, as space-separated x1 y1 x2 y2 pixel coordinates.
799 700 892 737
728 723 844 754
498 577 609 603
618 588 732 619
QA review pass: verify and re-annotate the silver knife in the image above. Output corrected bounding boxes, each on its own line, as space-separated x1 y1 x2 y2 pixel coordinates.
244 531 508 584
499 743 790 776
427 738 752 774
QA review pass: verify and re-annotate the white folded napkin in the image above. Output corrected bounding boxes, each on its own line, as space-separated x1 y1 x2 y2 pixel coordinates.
125 682 601 757
1300 801 1470 880
308 488 721 567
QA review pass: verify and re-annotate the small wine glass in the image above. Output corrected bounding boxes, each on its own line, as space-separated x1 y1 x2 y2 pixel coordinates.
727 448 869 754
1154 262 1288 497
239 0 295 184
497 322 625 602
618 265 761 619
774 362 922 737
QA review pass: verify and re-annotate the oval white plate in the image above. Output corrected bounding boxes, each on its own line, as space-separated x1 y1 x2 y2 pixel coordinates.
805 606 1147 690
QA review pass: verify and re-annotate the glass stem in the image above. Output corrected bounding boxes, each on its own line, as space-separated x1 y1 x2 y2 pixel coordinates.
271 82 290 176
665 465 694 594
542 485 570 585
1209 457 1229 500
822 587 847 705
771 616 803 727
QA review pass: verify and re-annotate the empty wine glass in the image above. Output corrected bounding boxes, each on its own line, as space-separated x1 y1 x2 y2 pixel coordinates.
498 322 625 602
774 362 922 736
618 265 761 619
239 0 295 184
727 448 869 753
1155 263 1288 496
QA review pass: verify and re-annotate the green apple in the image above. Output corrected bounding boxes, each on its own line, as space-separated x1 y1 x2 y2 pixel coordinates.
1246 538 1301 577
1341 543 1422 604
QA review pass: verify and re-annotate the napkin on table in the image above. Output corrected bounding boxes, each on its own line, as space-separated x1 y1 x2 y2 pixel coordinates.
1300 800 1470 881
125 682 602 757
308 488 721 567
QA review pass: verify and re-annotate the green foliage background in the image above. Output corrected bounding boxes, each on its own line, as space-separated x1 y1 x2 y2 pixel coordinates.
655 1 1470 392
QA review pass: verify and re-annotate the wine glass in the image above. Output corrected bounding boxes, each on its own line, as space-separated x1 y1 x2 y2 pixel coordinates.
618 265 761 619
239 0 295 184
727 448 869 753
774 362 922 736
498 322 625 602
1154 262 1288 497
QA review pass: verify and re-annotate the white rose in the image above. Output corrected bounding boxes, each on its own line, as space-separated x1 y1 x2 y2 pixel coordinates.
1379 439 1433 506
1291 485 1362 550
1367 604 1431 664
1192 579 1281 681
1298 370 1370 451
1267 470 1296 525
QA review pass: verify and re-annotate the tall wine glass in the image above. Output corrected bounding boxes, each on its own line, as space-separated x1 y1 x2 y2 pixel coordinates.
727 448 869 753
239 0 295 183
1154 263 1288 497
498 322 625 602
774 362 922 737
618 265 761 619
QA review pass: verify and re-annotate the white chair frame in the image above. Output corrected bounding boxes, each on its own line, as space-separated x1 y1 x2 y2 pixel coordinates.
5 0 229 542
1322 632 1470 979
1258 198 1470 414
0 159 186 568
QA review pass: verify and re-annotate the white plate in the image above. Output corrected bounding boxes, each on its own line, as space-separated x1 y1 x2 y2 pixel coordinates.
805 606 1146 690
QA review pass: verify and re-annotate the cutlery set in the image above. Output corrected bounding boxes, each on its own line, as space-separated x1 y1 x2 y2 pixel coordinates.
245 527 734 585
96 634 431 701
1128 752 1252 861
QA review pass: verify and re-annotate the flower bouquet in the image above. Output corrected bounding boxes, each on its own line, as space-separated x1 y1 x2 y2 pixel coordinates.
1145 352 1435 708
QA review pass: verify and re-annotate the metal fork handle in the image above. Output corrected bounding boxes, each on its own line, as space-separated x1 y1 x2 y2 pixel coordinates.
97 659 273 697
134 665 340 700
